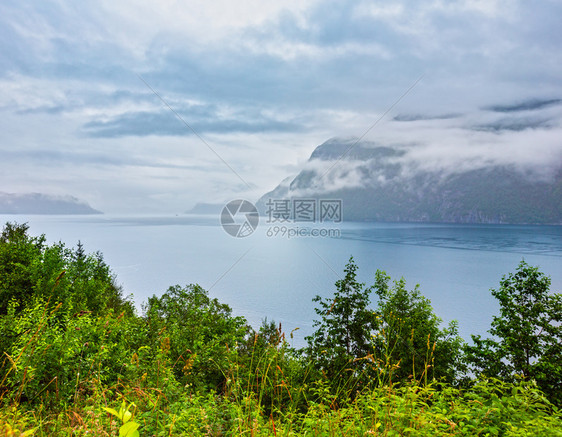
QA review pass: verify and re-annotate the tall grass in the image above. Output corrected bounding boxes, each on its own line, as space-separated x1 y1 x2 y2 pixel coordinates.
1 304 561 436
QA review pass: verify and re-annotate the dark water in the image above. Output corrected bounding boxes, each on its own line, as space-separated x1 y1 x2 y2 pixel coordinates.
2 214 561 348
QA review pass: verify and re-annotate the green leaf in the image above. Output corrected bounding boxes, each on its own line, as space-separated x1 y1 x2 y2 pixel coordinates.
122 409 132 423
119 421 139 437
102 407 119 418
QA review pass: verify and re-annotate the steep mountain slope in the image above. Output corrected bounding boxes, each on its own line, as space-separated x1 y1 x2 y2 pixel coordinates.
258 138 562 224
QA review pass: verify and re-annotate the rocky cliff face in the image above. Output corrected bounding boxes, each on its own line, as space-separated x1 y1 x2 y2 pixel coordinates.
258 138 562 224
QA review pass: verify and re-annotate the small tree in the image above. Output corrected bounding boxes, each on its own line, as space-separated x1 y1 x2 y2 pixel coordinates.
464 260 562 405
306 257 378 384
372 271 464 384
306 257 463 391
0 222 133 317
0 222 45 314
144 284 248 391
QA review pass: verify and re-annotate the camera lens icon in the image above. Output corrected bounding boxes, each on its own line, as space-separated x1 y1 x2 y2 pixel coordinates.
221 200 259 237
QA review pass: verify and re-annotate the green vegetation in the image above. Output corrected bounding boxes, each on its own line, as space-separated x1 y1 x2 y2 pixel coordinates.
0 222 561 435
464 261 562 405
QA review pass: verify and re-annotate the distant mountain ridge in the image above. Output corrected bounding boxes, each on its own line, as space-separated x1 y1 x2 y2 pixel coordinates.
258 138 562 224
0 192 102 215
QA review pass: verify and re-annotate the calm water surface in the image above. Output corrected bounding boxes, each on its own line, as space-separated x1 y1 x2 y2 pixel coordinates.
2 214 561 347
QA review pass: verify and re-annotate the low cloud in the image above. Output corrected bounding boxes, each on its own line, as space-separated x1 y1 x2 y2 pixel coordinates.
387 102 562 182
471 117 551 132
485 98 562 113
83 108 303 138
393 113 462 122
290 158 370 195
280 98 562 196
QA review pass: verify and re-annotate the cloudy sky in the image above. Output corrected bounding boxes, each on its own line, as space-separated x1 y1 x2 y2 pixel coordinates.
1 0 561 213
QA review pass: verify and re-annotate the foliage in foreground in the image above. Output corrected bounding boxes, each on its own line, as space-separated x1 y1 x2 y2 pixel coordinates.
0 222 561 435
464 260 562 405
2 376 560 436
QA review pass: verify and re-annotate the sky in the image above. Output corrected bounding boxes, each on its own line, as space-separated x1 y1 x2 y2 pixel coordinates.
1 0 561 213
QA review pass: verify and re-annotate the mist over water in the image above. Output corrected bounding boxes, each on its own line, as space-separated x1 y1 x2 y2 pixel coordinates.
3 214 561 348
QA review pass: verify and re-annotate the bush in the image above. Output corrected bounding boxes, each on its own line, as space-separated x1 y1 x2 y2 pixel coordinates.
143 284 248 391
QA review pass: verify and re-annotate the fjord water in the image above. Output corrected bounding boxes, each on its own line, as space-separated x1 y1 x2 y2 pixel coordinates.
4 214 561 347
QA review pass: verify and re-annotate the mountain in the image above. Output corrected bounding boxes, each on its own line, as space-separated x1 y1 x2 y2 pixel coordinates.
258 138 562 224
0 193 102 215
